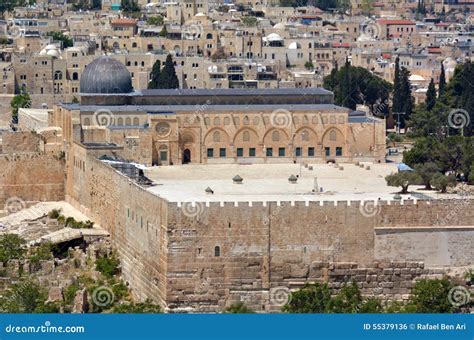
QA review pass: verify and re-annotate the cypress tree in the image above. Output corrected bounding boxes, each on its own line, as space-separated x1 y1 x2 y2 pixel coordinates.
425 78 436 111
148 60 161 89
392 57 402 113
400 67 413 118
438 62 446 98
156 54 179 89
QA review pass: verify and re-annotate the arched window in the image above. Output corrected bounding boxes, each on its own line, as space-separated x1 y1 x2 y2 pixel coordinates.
243 131 250 142
330 115 336 124
214 246 220 257
132 42 137 48
272 130 280 142
303 115 308 124
54 71 62 80
338 116 345 124
72 72 78 81
213 131 220 142
204 117 211 125
224 117 230 125
125 117 131 126
243 116 249 125
84 117 90 126
206 33 213 39
253 116 259 125
213 117 220 125
117 117 124 126
329 130 337 141
312 115 318 124
133 117 139 125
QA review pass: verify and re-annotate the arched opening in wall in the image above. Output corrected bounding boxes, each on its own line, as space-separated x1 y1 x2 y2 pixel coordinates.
183 149 191 164
214 246 220 257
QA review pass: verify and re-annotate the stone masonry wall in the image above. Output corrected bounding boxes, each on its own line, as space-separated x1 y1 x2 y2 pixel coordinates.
0 153 65 206
65 148 474 312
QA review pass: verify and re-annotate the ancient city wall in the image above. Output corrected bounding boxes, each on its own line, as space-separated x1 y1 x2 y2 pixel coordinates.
66 145 169 306
64 148 474 311
0 153 65 206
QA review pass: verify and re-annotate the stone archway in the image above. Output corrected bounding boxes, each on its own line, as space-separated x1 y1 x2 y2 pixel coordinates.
183 149 191 164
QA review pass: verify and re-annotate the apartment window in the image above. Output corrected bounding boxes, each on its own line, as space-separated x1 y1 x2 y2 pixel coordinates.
214 246 220 257
207 148 214 158
266 148 273 157
308 147 315 157
249 148 256 157
279 147 285 157
325 147 330 157
336 147 343 156
237 148 243 157
219 148 226 157
295 147 302 157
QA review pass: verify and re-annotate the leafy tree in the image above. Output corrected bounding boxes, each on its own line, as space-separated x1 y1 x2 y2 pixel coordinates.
146 15 163 26
386 132 402 147
121 0 140 12
323 61 392 113
327 282 363 313
159 26 167 37
10 92 31 124
148 60 161 89
407 103 448 138
399 67 414 121
283 282 332 313
358 298 383 313
305 61 314 70
0 280 57 313
385 171 420 194
414 162 439 190
225 302 254 313
112 300 162 313
431 173 456 193
360 0 374 15
155 54 179 89
28 242 55 266
72 96 80 104
405 279 455 313
469 163 474 184
0 234 26 264
46 32 73 48
392 57 402 113
95 254 120 278
425 78 436 111
242 16 258 27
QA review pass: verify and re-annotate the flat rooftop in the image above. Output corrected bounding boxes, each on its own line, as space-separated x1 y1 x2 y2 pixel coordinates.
143 162 454 203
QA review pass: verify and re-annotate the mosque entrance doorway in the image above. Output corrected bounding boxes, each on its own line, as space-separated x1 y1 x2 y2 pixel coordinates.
183 149 191 164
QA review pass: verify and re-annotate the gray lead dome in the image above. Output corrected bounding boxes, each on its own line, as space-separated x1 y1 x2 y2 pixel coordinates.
80 56 133 94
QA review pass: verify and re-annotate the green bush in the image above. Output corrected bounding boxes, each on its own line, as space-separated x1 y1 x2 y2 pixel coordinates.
0 234 26 264
112 300 162 313
28 242 55 265
0 280 52 313
96 254 120 278
48 209 61 219
406 278 455 313
225 302 254 313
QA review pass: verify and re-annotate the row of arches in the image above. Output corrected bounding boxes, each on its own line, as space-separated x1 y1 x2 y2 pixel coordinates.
196 114 346 127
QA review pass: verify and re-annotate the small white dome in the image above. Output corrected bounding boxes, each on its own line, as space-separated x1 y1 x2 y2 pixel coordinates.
288 41 300 49
266 33 283 41
47 49 61 58
273 22 285 29
409 74 425 82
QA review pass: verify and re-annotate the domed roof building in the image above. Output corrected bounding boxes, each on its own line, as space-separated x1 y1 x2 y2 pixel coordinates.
80 56 133 94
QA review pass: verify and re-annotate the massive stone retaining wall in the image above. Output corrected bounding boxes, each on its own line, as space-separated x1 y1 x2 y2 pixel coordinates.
0 153 65 207
65 147 474 312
